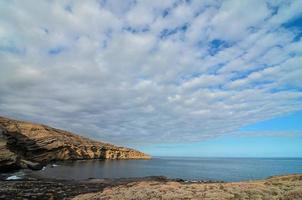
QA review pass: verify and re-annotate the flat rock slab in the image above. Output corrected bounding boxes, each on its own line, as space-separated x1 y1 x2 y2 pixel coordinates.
0 179 109 200
0 176 171 200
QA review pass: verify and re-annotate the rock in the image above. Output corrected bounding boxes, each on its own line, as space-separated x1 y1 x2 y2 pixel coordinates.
0 130 19 172
0 144 18 172
20 159 43 170
72 174 302 200
0 116 151 172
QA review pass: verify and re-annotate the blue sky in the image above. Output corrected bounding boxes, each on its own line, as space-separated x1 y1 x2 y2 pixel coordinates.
134 111 302 157
241 111 302 132
0 0 302 157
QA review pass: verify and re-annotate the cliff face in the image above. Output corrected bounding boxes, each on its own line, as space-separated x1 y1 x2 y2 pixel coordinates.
0 116 150 172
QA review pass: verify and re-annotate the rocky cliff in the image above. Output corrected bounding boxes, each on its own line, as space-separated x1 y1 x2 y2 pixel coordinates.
0 116 150 172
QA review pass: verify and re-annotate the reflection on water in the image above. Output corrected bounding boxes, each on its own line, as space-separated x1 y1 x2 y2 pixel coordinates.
26 157 302 182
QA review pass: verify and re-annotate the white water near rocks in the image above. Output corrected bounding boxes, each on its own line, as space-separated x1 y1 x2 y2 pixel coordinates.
6 175 21 180
5 171 25 180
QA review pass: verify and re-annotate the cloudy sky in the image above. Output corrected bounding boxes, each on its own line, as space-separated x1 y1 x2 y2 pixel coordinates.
1 0 302 156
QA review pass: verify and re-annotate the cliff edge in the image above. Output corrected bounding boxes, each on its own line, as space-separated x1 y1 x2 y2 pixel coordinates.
0 116 150 172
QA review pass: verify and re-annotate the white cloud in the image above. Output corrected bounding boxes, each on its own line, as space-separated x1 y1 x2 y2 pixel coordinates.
0 0 302 145
181 74 226 89
210 0 271 41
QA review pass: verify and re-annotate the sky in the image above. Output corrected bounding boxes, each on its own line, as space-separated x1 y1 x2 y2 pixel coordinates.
0 0 302 157
136 111 302 157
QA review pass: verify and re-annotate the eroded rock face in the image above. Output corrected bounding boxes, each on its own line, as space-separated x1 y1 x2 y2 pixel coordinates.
0 116 150 172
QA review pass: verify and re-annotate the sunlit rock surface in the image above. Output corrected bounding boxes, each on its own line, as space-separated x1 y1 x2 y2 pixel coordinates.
0 116 150 171
73 174 302 200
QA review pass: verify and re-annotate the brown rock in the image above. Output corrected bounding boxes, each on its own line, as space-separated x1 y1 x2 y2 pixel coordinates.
72 174 302 200
0 116 150 172
0 139 19 172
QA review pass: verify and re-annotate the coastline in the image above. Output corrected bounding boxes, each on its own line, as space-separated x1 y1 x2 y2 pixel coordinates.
0 116 150 173
1 174 302 199
0 176 185 200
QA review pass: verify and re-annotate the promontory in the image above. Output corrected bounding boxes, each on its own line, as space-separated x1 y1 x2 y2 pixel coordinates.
0 116 150 172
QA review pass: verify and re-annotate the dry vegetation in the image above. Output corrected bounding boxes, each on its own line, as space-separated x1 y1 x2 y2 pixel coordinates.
73 174 302 200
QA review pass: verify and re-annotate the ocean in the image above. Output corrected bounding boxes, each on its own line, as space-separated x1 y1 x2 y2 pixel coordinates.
8 157 302 182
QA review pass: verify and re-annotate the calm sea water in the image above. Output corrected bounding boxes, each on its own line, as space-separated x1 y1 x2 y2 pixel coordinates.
22 157 302 182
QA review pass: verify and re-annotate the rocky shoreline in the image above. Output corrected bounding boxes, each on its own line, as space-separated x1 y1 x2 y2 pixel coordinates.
0 176 183 200
0 174 302 200
0 178 108 200
0 116 150 172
